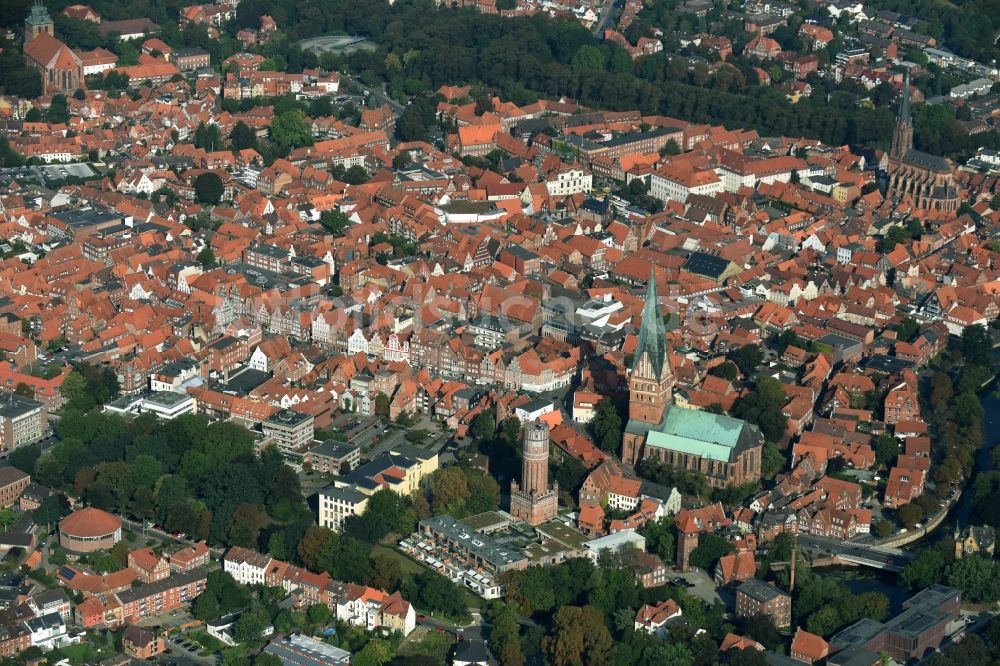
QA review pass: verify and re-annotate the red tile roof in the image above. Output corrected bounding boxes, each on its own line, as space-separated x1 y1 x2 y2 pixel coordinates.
60 507 121 538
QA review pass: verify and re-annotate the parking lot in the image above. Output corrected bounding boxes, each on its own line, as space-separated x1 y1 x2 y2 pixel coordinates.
0 162 99 185
166 634 218 664
670 567 724 606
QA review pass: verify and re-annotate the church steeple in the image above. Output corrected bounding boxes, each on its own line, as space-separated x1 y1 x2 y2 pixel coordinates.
24 0 53 45
633 266 669 381
890 71 914 161
626 266 675 428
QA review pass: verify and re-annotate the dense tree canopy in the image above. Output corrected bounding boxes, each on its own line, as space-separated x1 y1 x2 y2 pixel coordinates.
194 172 225 205
732 377 787 443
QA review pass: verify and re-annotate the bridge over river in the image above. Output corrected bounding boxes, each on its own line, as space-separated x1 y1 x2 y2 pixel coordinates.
799 534 914 573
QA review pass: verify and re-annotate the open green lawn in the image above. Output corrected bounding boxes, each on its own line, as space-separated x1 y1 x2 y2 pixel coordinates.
396 627 454 664
371 544 426 576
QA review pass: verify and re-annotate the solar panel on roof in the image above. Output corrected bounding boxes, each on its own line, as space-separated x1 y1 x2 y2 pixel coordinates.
58 566 75 580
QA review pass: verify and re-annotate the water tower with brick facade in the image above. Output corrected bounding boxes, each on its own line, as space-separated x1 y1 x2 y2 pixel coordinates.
510 420 558 525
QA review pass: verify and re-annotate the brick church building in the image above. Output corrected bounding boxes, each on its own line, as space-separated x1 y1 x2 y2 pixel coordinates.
885 72 959 212
23 0 84 94
621 269 762 488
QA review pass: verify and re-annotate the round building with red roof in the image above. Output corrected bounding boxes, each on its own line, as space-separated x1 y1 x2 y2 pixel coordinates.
59 507 122 553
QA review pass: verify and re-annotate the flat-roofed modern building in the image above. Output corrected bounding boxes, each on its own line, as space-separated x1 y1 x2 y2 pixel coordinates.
830 585 960 664
262 409 314 451
317 486 369 532
264 634 350 665
306 441 361 475
0 392 45 452
418 515 528 577
140 391 196 420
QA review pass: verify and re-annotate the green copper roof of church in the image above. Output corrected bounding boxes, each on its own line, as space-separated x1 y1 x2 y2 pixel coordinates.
25 0 52 26
645 407 754 462
632 266 668 377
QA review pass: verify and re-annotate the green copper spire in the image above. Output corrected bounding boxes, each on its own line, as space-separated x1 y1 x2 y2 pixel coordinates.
25 0 52 26
633 266 669 378
897 70 911 125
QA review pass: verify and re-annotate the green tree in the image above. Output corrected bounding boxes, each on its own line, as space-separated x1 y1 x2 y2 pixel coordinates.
732 377 787 442
590 398 623 452
194 122 224 151
430 466 471 515
342 489 411 543
318 210 351 237
194 172 224 205
897 503 923 530
708 361 739 381
9 445 41 476
470 409 496 441
741 613 781 650
233 603 270 644
226 503 262 548
640 515 675 563
197 247 216 267
961 325 994 368
47 95 69 124
572 45 606 70
374 392 390 417
230 121 257 151
31 493 67 526
371 555 402 591
465 468 500 514
353 638 393 666
901 548 945 590
661 138 681 156
488 602 524 666
806 605 842 637
689 533 735 571
895 317 920 342
402 571 470 621
730 344 764 375
192 571 251 621
760 441 785 479
873 520 893 539
544 605 614 666
60 371 88 406
306 603 332 626
935 456 962 486
873 434 900 469
946 556 1000 603
271 109 313 151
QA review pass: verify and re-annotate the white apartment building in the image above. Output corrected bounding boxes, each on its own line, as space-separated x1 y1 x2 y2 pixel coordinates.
222 546 274 585
545 168 593 197
318 486 369 533
649 166 723 204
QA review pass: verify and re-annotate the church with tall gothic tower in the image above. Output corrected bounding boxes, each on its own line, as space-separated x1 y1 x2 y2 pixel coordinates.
885 71 959 212
622 269 762 488
622 270 676 465
22 0 84 95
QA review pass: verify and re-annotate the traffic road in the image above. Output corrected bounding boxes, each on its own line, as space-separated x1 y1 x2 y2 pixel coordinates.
799 534 912 571
115 513 225 558
592 0 620 36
